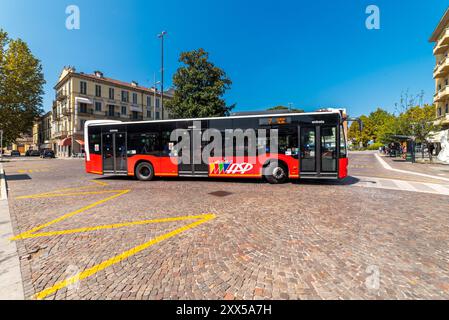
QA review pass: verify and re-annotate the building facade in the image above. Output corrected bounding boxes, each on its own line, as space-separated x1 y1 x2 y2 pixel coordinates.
32 111 53 150
430 7 449 148
52 67 172 157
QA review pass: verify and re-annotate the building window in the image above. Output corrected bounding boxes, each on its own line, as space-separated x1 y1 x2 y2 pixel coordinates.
95 85 101 97
80 81 87 95
109 88 114 99
121 90 129 103
147 96 151 106
132 111 138 120
121 106 127 115
95 101 102 112
108 105 115 116
147 110 151 118
132 93 138 104
439 84 442 91
156 98 160 108
79 103 87 113
445 79 448 86
446 104 449 114
156 111 160 120
438 107 442 117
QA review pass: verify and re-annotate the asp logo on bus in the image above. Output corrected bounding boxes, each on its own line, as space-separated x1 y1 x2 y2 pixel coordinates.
210 161 254 175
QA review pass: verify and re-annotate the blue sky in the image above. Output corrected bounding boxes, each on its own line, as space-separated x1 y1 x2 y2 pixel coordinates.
0 0 447 117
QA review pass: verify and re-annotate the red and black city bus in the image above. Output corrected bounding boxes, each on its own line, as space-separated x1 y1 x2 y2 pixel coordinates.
84 111 348 184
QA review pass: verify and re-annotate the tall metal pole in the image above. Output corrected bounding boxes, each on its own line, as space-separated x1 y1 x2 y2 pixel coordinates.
153 73 157 120
0 130 3 161
158 31 167 120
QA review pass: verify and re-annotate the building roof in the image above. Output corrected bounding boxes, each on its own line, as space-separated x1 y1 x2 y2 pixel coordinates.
429 7 449 42
55 68 173 97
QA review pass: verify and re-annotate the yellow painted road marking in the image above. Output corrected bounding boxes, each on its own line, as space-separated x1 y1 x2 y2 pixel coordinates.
11 189 129 240
16 189 129 200
14 180 109 199
91 179 109 186
12 179 216 299
13 214 215 240
34 214 215 300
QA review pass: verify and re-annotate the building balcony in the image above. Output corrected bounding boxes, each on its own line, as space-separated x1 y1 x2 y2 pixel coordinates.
56 90 68 101
434 43 449 56
79 108 93 115
434 57 449 78
104 111 121 119
435 28 449 52
52 130 69 139
435 86 449 103
62 107 71 116
434 113 449 126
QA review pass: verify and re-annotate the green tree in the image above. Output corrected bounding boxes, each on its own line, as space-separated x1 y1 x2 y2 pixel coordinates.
397 104 440 160
165 48 234 118
268 105 305 113
348 108 397 147
348 115 372 147
0 29 45 146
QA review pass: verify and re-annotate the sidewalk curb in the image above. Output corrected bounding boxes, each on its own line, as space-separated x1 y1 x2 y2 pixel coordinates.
375 153 449 183
0 164 25 300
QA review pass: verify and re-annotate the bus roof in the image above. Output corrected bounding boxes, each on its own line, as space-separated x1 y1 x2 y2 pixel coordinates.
86 110 342 127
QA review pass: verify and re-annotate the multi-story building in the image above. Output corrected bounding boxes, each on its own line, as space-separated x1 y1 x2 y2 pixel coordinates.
52 67 173 157
430 7 449 150
32 111 53 150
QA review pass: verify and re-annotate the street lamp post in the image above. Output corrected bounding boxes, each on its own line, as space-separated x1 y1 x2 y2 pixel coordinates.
152 74 161 120
0 130 3 161
157 31 167 120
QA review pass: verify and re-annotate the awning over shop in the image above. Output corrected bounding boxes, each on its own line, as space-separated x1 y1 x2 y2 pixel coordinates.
428 130 448 143
75 97 93 105
59 138 72 147
75 139 85 146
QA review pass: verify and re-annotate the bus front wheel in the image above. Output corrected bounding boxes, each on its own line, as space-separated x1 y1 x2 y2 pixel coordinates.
263 162 288 184
135 162 154 181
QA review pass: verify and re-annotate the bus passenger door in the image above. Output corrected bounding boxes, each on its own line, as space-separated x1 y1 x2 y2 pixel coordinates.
102 133 114 173
114 132 127 174
102 132 127 175
178 128 209 177
299 126 317 175
299 125 338 179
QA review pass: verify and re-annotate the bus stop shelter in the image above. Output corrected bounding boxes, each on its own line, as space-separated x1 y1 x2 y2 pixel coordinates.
389 135 416 163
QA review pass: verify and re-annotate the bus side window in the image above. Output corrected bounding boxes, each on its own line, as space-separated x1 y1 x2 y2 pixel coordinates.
89 134 101 155
340 125 347 158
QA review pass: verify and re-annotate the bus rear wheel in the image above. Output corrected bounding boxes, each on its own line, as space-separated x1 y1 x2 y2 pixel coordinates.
264 162 288 184
135 162 154 181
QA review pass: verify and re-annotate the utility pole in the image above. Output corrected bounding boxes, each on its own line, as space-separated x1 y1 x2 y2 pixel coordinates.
157 31 167 120
153 73 161 120
0 130 3 161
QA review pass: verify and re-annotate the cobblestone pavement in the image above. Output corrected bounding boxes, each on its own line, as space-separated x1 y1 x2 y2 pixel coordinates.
2 154 449 300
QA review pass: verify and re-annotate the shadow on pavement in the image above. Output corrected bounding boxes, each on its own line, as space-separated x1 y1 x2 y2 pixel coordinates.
93 175 360 186
6 174 31 181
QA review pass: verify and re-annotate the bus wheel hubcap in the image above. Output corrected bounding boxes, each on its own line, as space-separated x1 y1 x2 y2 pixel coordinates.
273 167 284 179
141 167 150 177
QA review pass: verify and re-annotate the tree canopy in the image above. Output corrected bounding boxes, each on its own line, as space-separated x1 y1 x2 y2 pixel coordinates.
348 105 439 148
0 29 45 145
165 48 234 118
268 105 305 113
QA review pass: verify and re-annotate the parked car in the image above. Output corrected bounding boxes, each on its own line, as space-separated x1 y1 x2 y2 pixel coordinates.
40 150 55 159
30 150 41 157
25 149 32 156
10 150 20 157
